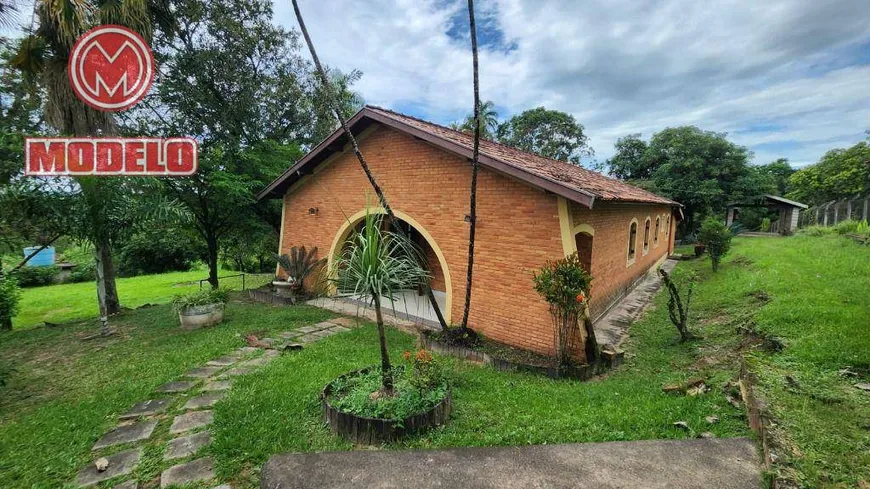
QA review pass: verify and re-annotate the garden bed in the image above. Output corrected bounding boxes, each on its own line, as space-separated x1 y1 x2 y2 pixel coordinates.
420 331 620 380
321 366 451 445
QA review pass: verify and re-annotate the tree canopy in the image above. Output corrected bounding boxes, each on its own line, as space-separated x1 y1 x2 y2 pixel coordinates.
496 107 593 165
788 140 870 205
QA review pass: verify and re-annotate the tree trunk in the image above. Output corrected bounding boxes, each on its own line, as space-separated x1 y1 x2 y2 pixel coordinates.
582 311 599 364
93 241 112 336
206 233 220 288
372 294 393 393
460 0 481 331
95 236 120 314
1 317 11 331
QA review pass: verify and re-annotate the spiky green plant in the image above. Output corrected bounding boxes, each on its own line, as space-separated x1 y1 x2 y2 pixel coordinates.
275 246 325 296
333 209 430 393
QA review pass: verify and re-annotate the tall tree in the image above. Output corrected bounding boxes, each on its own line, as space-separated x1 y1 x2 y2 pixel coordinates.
11 0 174 334
606 133 651 180
496 107 593 165
459 0 480 332
754 158 795 196
788 142 870 205
137 0 310 287
452 100 498 139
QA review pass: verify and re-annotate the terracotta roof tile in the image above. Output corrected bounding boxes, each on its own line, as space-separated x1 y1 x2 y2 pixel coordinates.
367 105 678 206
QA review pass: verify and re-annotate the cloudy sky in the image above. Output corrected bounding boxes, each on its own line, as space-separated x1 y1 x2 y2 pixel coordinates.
276 0 870 167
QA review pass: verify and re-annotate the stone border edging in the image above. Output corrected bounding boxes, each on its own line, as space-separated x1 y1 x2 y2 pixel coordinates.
419 333 622 380
321 367 452 445
739 359 778 488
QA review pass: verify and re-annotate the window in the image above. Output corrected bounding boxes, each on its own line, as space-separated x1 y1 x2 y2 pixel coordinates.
643 218 651 254
627 220 638 264
654 217 661 246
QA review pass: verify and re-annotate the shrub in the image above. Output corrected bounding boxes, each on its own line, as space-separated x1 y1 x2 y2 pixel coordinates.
402 349 445 392
533 253 596 368
118 228 198 276
697 218 733 272
658 267 696 342
328 366 448 420
11 265 58 287
275 246 326 297
760 217 771 232
0 275 21 330
833 219 870 236
172 287 230 310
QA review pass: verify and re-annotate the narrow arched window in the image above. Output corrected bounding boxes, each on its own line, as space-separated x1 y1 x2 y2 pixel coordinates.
628 221 637 262
654 217 661 246
643 218 651 254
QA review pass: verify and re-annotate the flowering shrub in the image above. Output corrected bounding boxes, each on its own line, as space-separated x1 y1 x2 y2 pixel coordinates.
403 349 445 392
533 253 595 369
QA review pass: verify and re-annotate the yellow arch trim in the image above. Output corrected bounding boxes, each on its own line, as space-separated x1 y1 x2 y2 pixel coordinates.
326 207 453 323
572 223 595 236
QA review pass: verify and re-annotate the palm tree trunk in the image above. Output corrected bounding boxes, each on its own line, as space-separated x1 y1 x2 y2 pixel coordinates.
372 294 394 392
291 0 448 331
460 0 480 331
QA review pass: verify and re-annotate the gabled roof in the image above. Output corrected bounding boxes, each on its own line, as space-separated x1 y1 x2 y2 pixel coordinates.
728 194 808 209
258 105 679 208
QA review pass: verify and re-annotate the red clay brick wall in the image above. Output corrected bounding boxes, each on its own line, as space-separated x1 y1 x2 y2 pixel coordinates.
280 125 564 356
280 123 674 358
570 202 675 319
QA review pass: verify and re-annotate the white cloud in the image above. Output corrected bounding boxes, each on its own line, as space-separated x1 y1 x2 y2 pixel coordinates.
279 0 870 167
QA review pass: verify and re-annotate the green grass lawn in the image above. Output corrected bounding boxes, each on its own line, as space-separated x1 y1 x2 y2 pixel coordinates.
13 269 272 330
0 234 866 488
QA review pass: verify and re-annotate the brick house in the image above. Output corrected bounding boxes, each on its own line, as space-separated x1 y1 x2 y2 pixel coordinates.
259 106 680 359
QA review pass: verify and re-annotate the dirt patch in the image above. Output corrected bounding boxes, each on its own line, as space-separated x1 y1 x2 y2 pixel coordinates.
732 255 754 267
747 289 771 304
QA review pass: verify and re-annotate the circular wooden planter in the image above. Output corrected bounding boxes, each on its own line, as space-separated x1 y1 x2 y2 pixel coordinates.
321 368 452 445
178 303 224 330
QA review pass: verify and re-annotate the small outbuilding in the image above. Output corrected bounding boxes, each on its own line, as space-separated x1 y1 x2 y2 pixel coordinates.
726 194 807 235
259 106 681 361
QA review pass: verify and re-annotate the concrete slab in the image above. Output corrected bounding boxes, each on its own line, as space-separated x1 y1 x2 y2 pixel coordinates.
155 381 198 393
184 392 227 410
76 448 141 487
93 420 158 450
169 410 214 434
160 457 215 488
119 398 173 420
202 380 232 392
218 367 253 378
261 438 760 489
165 431 211 460
185 366 222 379
594 259 677 350
206 356 237 367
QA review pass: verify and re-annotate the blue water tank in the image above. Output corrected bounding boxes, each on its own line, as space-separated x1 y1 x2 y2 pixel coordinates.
23 246 56 267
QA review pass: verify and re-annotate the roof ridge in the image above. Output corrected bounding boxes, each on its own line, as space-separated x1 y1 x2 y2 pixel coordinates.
364 105 670 202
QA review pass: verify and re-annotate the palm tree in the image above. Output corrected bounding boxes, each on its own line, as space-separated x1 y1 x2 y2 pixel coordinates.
459 0 481 333
333 209 429 393
454 100 498 139
11 0 173 335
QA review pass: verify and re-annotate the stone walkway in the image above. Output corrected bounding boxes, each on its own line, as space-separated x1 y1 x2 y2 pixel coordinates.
593 259 678 351
73 316 360 488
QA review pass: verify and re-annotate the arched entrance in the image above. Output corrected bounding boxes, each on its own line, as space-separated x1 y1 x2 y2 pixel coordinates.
327 208 452 325
572 223 594 274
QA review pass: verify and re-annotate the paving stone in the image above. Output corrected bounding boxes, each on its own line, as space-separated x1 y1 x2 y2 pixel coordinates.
155 381 198 393
211 485 232 489
206 356 237 367
170 410 214 434
329 317 359 327
112 481 138 489
164 431 211 460
119 398 173 420
235 346 260 355
93 420 158 450
219 367 253 378
329 325 351 333
76 448 141 487
160 457 215 488
278 331 300 339
184 392 227 410
263 349 281 358
241 357 272 368
309 329 334 338
297 334 319 343
294 325 322 334
202 380 232 392
260 337 277 346
184 366 222 379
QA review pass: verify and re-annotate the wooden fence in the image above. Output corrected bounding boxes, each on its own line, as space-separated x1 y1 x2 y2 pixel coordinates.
799 195 870 228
